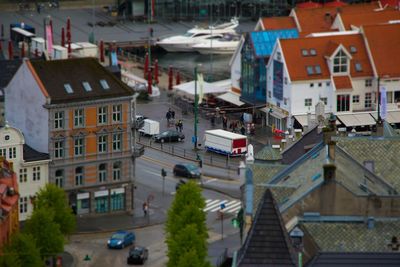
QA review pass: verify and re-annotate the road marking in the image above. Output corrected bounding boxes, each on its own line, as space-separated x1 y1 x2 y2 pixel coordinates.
203 199 241 213
205 199 213 204
223 201 242 213
144 169 162 177
210 200 229 212
203 178 217 184
203 199 220 211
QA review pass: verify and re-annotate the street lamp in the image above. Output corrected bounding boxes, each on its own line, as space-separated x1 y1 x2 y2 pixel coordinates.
193 64 202 150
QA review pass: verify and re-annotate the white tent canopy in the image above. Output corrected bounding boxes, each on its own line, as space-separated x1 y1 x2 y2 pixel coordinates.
173 80 228 100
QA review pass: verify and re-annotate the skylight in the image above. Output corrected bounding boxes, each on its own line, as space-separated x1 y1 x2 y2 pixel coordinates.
350 46 357 53
301 49 309 56
100 79 110 90
315 65 322 74
310 49 317 56
355 62 362 72
64 83 73 94
82 82 92 92
306 66 314 75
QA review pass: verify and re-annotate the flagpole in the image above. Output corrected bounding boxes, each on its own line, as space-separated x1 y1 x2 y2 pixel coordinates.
194 65 198 150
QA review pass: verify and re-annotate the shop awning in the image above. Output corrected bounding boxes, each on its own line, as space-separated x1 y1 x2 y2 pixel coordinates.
217 91 245 106
261 107 287 119
294 114 341 127
371 110 400 124
336 113 376 127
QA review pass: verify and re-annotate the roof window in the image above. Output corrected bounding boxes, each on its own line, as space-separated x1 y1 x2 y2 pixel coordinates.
306 66 314 75
82 82 92 92
355 62 362 72
100 79 110 90
64 83 73 94
315 65 322 74
301 49 309 56
310 49 317 56
350 46 357 53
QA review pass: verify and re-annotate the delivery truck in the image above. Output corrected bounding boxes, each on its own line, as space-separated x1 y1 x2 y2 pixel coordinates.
139 119 160 136
204 129 247 156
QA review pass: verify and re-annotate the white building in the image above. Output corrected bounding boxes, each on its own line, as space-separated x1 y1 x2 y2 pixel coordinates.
0 124 50 221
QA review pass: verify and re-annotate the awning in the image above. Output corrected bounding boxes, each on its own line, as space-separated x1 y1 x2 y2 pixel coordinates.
261 107 287 119
371 110 400 124
217 91 245 106
173 80 229 96
337 113 376 127
294 113 341 127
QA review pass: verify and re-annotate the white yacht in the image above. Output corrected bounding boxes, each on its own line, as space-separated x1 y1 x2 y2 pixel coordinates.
192 33 241 55
157 18 239 53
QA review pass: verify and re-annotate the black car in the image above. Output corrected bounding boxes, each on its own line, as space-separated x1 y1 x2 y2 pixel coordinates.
153 130 185 143
127 246 149 265
173 163 201 179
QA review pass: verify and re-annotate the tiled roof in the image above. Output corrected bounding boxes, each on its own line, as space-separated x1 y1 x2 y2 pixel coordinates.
0 59 22 89
340 9 400 30
323 0 347 7
308 252 400 266
23 144 49 162
362 23 400 77
296 1 323 9
280 34 373 81
381 0 400 7
255 146 282 161
336 137 400 191
238 189 296 267
332 76 352 90
261 17 297 30
30 58 134 104
250 29 299 58
302 219 400 252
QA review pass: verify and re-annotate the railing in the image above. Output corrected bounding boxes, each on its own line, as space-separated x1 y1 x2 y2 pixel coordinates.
138 137 241 170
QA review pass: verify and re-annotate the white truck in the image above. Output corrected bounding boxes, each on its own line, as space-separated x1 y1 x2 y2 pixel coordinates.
204 129 247 156
139 119 160 136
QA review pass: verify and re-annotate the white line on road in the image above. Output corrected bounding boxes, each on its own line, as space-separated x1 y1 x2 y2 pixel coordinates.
210 200 229 212
203 199 221 211
144 169 163 177
205 199 213 204
223 201 242 213
203 178 217 184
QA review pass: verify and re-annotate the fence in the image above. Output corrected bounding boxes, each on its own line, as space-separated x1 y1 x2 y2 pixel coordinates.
138 137 241 170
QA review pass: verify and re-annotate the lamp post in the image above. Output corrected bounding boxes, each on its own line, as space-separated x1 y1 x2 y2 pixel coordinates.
193 64 200 150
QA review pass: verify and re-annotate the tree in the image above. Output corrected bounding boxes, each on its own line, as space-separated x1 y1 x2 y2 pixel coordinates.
35 184 75 236
24 208 64 260
3 232 42 267
165 181 210 267
0 248 21 267
177 248 202 267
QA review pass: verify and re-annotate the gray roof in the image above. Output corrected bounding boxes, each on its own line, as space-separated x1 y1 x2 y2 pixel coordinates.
307 252 400 266
30 58 133 104
0 59 22 89
23 144 49 162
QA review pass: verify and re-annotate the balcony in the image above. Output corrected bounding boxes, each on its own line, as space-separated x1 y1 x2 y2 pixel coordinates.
132 144 145 158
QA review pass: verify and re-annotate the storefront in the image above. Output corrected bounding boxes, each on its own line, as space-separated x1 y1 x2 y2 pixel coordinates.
77 192 90 215
95 190 109 213
110 188 125 211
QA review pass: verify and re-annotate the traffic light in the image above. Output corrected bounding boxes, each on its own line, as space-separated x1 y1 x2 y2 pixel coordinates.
161 168 167 178
231 218 239 228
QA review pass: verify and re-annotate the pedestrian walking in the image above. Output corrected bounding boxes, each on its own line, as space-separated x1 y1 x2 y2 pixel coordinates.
142 202 148 216
171 110 175 120
222 115 228 130
175 121 179 131
240 125 246 135
166 110 171 127
178 120 183 132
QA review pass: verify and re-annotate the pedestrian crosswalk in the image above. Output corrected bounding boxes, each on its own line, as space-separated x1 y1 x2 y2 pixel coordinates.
203 199 242 214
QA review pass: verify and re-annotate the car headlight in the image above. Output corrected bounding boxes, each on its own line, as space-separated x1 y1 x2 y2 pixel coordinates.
117 240 122 244
107 240 111 244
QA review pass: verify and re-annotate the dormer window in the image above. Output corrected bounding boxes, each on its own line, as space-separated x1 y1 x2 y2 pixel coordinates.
301 49 309 56
350 46 357 53
82 81 92 92
355 62 362 72
310 49 317 56
100 79 110 90
333 50 347 73
64 83 73 94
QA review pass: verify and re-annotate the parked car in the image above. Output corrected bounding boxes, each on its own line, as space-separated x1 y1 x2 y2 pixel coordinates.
107 231 135 249
127 246 149 265
173 163 201 179
153 130 185 143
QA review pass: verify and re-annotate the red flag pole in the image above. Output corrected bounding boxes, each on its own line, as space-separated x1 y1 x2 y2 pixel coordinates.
100 40 104 63
176 71 181 85
143 52 149 79
66 17 71 44
68 41 72 58
147 68 153 96
61 27 65 47
168 65 173 91
8 41 13 59
21 42 25 58
154 59 159 84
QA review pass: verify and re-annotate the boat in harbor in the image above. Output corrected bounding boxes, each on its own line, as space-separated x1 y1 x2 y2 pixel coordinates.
156 18 239 52
192 33 241 55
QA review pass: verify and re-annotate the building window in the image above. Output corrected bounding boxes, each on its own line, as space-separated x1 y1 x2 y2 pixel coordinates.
365 93 372 108
306 66 314 75
100 79 110 90
315 65 322 74
387 91 393 103
352 95 360 103
277 52 281 61
8 147 16 159
113 162 121 181
0 148 6 158
112 133 122 152
305 98 312 107
395 91 400 103
33 167 40 181
326 82 331 87
268 91 272 98
284 98 288 105
301 49 309 56
320 97 328 105
55 170 64 188
54 140 64 158
337 94 350 112
74 137 84 156
310 83 314 88
19 197 28 214
75 167 84 186
19 168 27 183
365 79 372 87
98 135 107 153
310 49 317 56
54 111 64 129
355 62 362 72
99 163 107 183
98 106 107 124
318 83 322 87
112 105 122 122
284 77 288 85
333 50 347 73
74 109 84 127
350 46 357 53
82 81 92 92
111 190 125 211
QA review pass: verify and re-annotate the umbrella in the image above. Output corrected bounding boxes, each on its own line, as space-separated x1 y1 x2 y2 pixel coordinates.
66 17 71 43
21 42 25 58
154 59 159 84
168 65 173 91
99 40 104 63
8 41 12 59
176 71 181 85
147 69 153 96
61 27 65 47
143 52 149 79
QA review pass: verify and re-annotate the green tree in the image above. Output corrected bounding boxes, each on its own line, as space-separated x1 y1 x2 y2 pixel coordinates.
35 184 75 236
166 181 209 267
3 232 42 267
24 208 64 260
0 247 21 267
177 248 202 267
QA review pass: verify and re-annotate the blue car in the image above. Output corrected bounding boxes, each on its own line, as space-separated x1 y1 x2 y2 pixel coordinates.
107 231 135 249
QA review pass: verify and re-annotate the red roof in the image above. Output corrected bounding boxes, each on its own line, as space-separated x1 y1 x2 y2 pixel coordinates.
280 34 373 81
296 1 323 9
340 9 400 30
333 76 353 89
380 0 400 7
261 17 297 30
324 0 347 7
363 23 400 77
